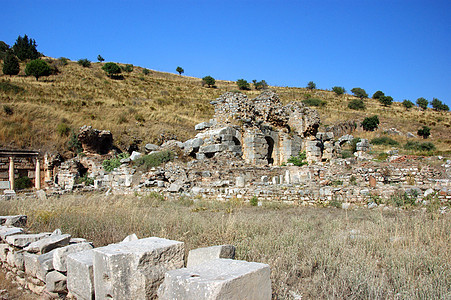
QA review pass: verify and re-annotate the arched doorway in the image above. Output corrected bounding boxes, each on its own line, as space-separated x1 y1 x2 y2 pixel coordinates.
265 136 274 164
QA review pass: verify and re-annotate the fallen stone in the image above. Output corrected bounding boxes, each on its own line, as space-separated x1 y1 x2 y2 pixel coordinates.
36 250 56 281
53 243 94 272
0 226 23 241
0 244 10 261
93 237 184 300
130 151 142 161
424 188 435 198
67 250 94 300
121 233 138 243
6 233 51 248
168 182 183 193
36 190 47 201
0 215 27 227
145 143 159 152
187 245 236 268
69 238 88 244
46 271 67 293
24 234 71 254
7 250 24 271
195 122 212 131
158 259 271 300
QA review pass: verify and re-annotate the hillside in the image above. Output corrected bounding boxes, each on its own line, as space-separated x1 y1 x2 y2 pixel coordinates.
1 58 450 156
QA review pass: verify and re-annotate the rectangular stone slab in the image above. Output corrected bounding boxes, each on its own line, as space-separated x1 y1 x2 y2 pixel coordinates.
158 259 271 300
24 234 71 254
53 242 93 272
93 237 184 300
187 245 235 268
6 233 51 248
0 226 23 241
67 249 94 300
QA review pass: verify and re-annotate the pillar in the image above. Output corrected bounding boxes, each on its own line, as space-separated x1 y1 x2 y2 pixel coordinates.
9 157 14 190
35 159 41 190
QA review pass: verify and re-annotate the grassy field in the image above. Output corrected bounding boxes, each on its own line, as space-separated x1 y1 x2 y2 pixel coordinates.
1 58 450 155
0 193 449 299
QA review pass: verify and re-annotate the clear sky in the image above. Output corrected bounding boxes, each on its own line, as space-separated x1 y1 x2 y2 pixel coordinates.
3 0 451 107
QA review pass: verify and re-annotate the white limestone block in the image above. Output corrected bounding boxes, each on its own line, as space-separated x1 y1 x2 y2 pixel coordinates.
53 242 93 272
46 271 67 293
67 249 94 300
24 234 71 254
0 226 23 241
6 233 51 248
187 245 235 268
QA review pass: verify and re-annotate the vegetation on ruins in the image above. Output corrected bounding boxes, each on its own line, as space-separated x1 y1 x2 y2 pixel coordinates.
404 140 435 152
2 50 20 76
361 115 379 131
370 136 399 146
12 35 41 61
236 79 251 90
133 150 175 171
67 130 83 154
287 151 308 166
102 153 130 172
416 97 428 110
24 59 51 81
351 87 368 99
332 86 345 96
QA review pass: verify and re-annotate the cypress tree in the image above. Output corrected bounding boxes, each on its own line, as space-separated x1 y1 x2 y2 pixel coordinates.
2 51 20 76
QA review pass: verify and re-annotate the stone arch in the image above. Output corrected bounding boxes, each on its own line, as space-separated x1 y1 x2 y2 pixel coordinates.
265 136 275 164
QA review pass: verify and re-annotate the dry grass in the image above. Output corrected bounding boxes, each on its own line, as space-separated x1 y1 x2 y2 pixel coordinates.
1 58 450 154
0 193 449 299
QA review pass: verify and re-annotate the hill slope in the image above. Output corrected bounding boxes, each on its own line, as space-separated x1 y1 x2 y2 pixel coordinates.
1 58 450 156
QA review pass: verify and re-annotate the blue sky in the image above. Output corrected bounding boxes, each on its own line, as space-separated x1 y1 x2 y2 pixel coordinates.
3 0 450 107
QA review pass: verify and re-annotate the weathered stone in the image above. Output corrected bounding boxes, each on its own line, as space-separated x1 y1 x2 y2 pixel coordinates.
0 226 23 241
0 244 10 261
199 144 228 154
46 271 67 293
129 151 142 161
0 215 27 227
93 237 184 300
67 250 94 300
6 233 51 248
23 252 47 280
168 182 183 193
78 125 113 155
158 259 271 300
53 243 94 272
144 143 159 152
7 250 24 270
236 176 245 188
187 245 236 268
121 233 138 243
36 250 56 281
195 122 213 131
24 234 71 254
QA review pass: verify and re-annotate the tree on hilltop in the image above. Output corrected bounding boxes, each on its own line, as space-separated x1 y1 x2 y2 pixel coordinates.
97 55 105 62
176 66 184 75
307 81 316 90
332 86 346 96
379 95 393 106
202 75 215 88
2 50 20 76
402 99 414 109
416 97 428 110
102 62 121 78
12 35 41 61
372 90 384 99
25 59 51 81
431 98 449 111
236 79 250 90
351 87 368 99
253 80 268 90
0 41 10 60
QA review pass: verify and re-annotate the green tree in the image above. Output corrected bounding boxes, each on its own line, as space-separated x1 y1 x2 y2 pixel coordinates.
361 115 379 131
379 95 393 106
142 68 150 75
97 55 105 62
431 98 449 111
25 59 51 81
417 126 430 139
402 99 414 109
236 79 250 90
372 90 384 99
348 99 365 110
0 41 10 60
102 62 121 78
253 79 268 90
12 35 41 61
307 81 316 90
351 87 368 99
176 66 184 75
2 50 20 76
202 75 215 87
416 97 428 110
332 86 346 95
78 58 91 68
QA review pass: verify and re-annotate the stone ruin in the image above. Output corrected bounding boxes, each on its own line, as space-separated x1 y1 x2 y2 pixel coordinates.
77 125 113 155
0 215 271 299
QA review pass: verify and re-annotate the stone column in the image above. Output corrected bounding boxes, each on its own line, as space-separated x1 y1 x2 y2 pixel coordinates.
9 157 14 190
35 159 41 190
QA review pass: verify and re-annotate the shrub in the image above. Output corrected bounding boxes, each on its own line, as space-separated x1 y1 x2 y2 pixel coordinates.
176 66 184 75
15 176 32 190
0 41 9 60
2 51 20 76
3 105 13 115
56 123 71 136
379 95 393 106
287 151 308 166
12 35 41 61
348 99 365 110
102 62 121 78
202 75 215 87
372 90 384 99
362 116 379 131
371 136 399 146
350 137 361 153
57 57 68 66
0 81 24 94
122 64 133 72
402 99 414 109
67 130 82 154
416 97 428 110
431 98 449 111
78 58 91 68
236 79 250 90
76 174 94 186
253 80 268 90
302 98 326 107
404 141 435 152
25 59 51 81
332 86 345 95
351 87 368 99
250 196 258 206
133 150 175 170
142 68 150 75
97 55 105 62
103 153 129 172
417 126 431 139
329 198 342 208
307 81 316 90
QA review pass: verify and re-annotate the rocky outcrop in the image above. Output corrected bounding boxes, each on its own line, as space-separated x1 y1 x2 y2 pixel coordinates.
77 126 113 155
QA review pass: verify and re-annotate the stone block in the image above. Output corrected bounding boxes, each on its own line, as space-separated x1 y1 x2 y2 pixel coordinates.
121 233 139 243
130 151 142 161
53 242 94 272
195 122 212 131
6 233 51 248
0 243 10 261
67 249 94 300
187 245 236 268
24 234 71 254
7 250 24 270
199 144 227 154
145 143 159 152
23 252 46 280
0 226 23 241
158 259 271 300
0 215 27 227
93 237 184 300
236 176 245 188
46 271 67 293
37 250 56 281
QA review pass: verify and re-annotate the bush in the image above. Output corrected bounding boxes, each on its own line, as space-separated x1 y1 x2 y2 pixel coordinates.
102 62 121 78
202 75 215 87
67 130 82 154
350 137 361 153
250 196 258 206
348 99 366 110
307 81 316 90
236 79 250 90
362 115 379 131
176 66 184 75
76 174 94 186
402 99 414 109
287 151 308 166
133 150 175 170
122 64 133 72
253 80 268 90
56 123 71 136
431 98 449 111
371 136 399 146
379 95 393 106
416 97 428 110
372 90 384 99
103 153 130 172
302 98 326 107
25 59 51 81
3 105 13 115
12 35 41 61
0 41 9 60
2 51 20 76
15 176 32 190
0 81 24 94
77 58 91 68
404 141 435 152
332 86 345 95
417 126 431 139
142 68 150 75
351 87 368 99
